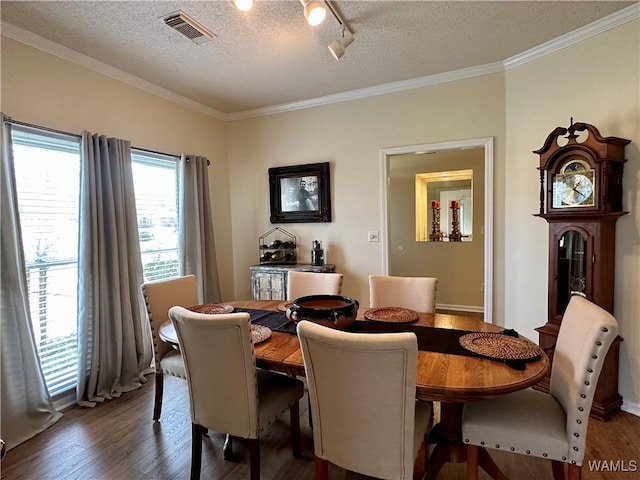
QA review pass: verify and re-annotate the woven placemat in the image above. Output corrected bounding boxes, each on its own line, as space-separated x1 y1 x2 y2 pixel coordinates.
364 307 419 323
251 325 272 344
188 304 235 314
459 332 542 360
277 301 294 312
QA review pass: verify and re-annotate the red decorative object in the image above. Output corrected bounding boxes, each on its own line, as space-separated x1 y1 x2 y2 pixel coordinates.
449 202 462 242
429 203 443 241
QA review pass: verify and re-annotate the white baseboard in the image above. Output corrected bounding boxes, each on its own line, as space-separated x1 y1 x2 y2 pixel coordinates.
622 399 640 417
436 303 484 314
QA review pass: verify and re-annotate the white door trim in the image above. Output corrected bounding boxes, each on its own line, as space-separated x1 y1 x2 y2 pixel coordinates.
380 137 494 323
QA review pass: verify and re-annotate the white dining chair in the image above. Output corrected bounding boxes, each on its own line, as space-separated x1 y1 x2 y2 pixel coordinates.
287 270 343 301
141 274 199 421
462 295 618 480
369 275 438 313
169 306 304 480
297 320 433 480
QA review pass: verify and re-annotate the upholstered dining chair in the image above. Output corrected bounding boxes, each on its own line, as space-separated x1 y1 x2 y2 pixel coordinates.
169 306 304 480
141 274 199 421
297 320 433 480
287 270 344 301
462 295 618 480
369 275 438 313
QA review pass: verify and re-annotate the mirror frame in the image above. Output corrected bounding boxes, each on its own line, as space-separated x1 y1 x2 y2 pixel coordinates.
380 137 494 323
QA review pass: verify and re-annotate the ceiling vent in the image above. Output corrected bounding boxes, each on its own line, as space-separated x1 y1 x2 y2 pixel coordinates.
163 11 215 45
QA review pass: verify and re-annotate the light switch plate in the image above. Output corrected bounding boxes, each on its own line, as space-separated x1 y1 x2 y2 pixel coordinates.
368 231 379 242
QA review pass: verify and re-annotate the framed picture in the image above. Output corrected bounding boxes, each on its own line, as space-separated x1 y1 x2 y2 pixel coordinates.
268 162 332 223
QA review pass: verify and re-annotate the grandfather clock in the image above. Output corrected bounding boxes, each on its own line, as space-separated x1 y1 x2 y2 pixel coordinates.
533 120 630 421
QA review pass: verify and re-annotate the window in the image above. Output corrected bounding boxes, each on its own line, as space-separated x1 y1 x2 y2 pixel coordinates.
131 150 180 281
11 126 81 396
11 126 181 398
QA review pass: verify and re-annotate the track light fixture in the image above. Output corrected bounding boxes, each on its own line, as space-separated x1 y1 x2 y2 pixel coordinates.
328 28 354 60
231 0 254 12
230 0 355 59
324 2 354 60
301 0 327 26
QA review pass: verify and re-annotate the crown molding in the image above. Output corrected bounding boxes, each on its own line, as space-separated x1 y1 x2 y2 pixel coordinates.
504 3 640 70
3 3 639 122
1 21 227 121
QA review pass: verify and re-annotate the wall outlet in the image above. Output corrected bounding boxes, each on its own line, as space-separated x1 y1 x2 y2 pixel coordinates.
368 231 379 242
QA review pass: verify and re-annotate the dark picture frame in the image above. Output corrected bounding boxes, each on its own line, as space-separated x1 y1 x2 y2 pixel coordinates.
269 162 332 223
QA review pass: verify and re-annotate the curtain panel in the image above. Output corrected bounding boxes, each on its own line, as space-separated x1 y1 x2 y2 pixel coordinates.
76 133 151 406
0 114 62 449
179 154 221 304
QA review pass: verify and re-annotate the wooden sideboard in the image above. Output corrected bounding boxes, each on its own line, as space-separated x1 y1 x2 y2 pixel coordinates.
250 264 335 300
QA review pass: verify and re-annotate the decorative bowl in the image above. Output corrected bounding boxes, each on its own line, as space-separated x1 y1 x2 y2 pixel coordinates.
286 294 359 330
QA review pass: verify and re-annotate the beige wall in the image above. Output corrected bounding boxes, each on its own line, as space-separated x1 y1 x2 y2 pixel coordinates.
388 150 485 309
504 20 640 413
1 37 235 300
228 74 507 311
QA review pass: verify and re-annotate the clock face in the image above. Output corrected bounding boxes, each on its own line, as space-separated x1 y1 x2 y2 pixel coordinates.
552 158 595 208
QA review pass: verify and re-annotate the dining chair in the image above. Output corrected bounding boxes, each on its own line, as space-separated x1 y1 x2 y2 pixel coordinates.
462 295 618 480
141 274 199 421
369 275 438 313
287 270 344 301
169 306 304 480
297 320 433 480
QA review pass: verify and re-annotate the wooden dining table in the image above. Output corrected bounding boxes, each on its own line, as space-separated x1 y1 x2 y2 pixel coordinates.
159 299 549 480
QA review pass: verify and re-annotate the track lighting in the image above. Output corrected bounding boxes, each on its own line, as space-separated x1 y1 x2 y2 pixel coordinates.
231 0 254 12
328 28 354 60
301 0 327 26
230 0 355 60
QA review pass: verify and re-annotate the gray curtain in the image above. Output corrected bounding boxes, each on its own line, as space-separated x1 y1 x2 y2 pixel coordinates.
76 132 151 406
179 154 221 303
0 114 62 449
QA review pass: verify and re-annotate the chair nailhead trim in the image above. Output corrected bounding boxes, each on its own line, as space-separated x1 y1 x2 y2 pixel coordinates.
602 327 608 332
562 456 567 461
596 341 602 346
577 419 582 424
592 354 598 359
587 368 593 373
578 407 584 411
495 444 500 449
580 394 586 398
526 450 531 455
574 433 579 437
464 439 469 443
510 447 515 451
480 441 485 445
573 447 579 451
584 381 590 385
543 453 548 457
572 460 577 464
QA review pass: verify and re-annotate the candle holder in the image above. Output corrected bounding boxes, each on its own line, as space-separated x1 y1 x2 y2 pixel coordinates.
429 202 443 242
449 201 462 242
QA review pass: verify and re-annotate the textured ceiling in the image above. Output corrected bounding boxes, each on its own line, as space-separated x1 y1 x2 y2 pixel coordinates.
1 1 636 117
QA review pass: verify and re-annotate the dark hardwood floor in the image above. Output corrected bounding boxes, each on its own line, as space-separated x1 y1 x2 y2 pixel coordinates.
2 375 639 479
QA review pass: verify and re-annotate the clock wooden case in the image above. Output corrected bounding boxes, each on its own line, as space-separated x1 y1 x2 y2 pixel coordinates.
533 120 630 421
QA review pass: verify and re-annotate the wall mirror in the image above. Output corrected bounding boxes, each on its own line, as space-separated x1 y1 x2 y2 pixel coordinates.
415 169 473 242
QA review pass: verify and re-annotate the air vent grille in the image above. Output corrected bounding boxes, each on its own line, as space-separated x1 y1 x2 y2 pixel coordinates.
163 11 215 45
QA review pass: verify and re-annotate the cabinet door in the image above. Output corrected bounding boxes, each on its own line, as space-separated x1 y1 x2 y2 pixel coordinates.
556 229 589 315
253 271 286 300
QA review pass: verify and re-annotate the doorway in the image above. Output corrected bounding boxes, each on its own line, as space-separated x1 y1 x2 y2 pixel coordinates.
380 138 494 322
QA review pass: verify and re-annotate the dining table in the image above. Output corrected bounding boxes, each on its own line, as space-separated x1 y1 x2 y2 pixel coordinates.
159 299 549 480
